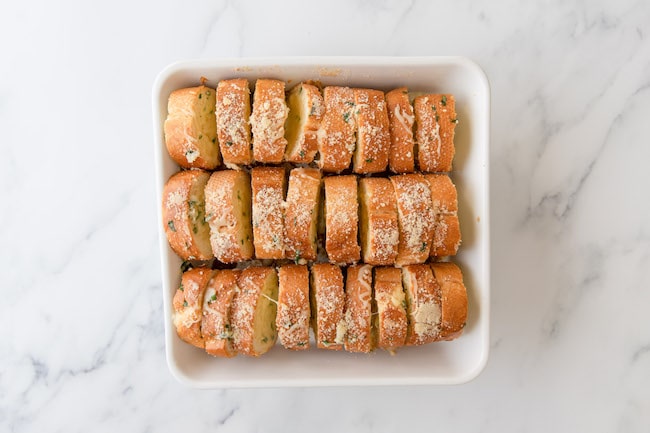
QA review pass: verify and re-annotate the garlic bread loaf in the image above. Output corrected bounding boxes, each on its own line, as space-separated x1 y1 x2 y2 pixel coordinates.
162 170 213 261
251 79 289 163
205 169 254 263
251 167 286 260
216 79 252 166
276 264 311 350
284 82 324 163
385 87 415 173
164 85 221 170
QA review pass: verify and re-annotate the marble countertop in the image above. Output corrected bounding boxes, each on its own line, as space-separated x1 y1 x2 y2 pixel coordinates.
2 0 649 431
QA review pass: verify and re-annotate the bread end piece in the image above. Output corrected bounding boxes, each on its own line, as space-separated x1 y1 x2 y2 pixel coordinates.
414 94 456 172
172 267 214 348
430 262 467 341
401 264 441 346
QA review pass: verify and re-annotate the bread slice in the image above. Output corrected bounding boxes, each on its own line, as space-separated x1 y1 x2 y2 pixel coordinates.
425 174 461 257
231 266 278 357
352 88 390 174
324 175 360 264
401 264 442 346
216 79 252 166
390 174 435 266
316 86 356 172
310 263 345 350
284 168 322 262
385 87 415 173
276 264 311 350
344 264 374 353
284 82 324 163
172 267 214 348
251 79 289 163
164 86 221 170
358 177 399 265
201 269 240 358
430 262 467 341
162 170 213 261
251 167 286 259
205 170 254 263
373 267 407 351
414 94 456 172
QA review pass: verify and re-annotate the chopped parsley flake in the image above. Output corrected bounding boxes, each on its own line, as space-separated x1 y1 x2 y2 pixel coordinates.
167 220 176 232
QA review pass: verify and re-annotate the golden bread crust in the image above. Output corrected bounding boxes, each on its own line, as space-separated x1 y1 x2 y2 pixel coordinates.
285 83 324 163
317 86 356 172
164 86 221 170
352 88 390 174
324 175 360 264
251 167 286 259
310 263 345 350
414 94 456 172
205 170 254 263
284 168 322 262
251 79 289 163
425 174 461 257
277 265 311 350
172 267 214 348
216 79 252 165
385 87 415 173
162 170 213 261
430 262 467 341
202 269 240 358
401 264 441 346
344 265 374 353
358 177 399 265
374 267 408 351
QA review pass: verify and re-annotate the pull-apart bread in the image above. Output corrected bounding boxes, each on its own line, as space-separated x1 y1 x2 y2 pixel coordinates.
202 269 240 358
358 177 399 266
414 94 456 172
216 79 253 166
317 86 357 172
276 264 311 350
284 168 322 262
430 262 467 341
284 82 324 163
324 175 360 264
205 169 254 263
425 174 461 257
310 263 346 350
251 79 289 163
164 85 221 170
401 264 442 346
231 266 279 357
344 265 374 353
352 88 390 174
373 267 408 352
385 87 415 173
251 167 286 259
172 267 215 348
162 170 213 261
390 174 435 266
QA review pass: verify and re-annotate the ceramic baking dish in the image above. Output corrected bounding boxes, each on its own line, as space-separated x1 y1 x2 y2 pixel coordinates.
152 57 490 388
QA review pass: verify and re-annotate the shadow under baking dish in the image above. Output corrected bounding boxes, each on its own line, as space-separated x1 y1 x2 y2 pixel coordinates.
152 57 490 388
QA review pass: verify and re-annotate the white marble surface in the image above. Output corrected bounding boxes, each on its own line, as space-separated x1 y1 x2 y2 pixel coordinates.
1 0 649 431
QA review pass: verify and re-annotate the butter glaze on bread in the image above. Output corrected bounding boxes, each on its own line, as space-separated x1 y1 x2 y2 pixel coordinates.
277 265 311 350
251 79 289 163
310 263 345 350
162 170 213 261
374 267 407 351
285 82 324 163
358 178 399 266
284 168 322 262
202 269 240 358
251 167 286 259
205 170 254 263
390 174 435 266
164 86 221 170
231 266 278 357
430 262 467 341
401 264 441 345
216 79 252 166
344 265 374 353
385 87 415 173
352 88 390 174
317 86 356 172
172 267 214 348
324 175 360 264
414 94 456 172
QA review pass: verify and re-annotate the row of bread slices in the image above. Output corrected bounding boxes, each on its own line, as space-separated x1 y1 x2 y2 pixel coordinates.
173 261 467 357
164 79 457 174
162 167 461 266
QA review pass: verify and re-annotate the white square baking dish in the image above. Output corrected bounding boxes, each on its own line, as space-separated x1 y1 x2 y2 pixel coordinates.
153 57 490 388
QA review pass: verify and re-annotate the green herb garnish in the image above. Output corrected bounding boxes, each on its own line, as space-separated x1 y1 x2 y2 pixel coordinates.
226 141 233 147
167 220 176 232
294 250 301 264
179 283 184 292
183 300 188 307
365 158 373 163
441 95 447 106
420 242 427 252
210 294 217 302
343 112 351 123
